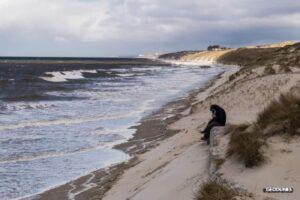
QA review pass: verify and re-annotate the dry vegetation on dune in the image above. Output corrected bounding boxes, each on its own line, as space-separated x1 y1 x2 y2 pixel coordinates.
194 180 239 200
158 50 202 60
226 124 265 168
263 66 276 75
217 42 300 69
186 42 300 199
257 94 300 136
226 94 300 167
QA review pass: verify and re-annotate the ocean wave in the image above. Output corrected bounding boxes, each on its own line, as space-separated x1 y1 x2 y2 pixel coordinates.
0 108 146 131
117 73 136 77
161 59 216 66
0 102 56 112
0 61 231 200
39 70 97 82
0 136 125 164
131 66 162 71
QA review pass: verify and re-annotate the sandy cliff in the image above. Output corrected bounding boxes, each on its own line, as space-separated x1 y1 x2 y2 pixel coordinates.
179 50 233 63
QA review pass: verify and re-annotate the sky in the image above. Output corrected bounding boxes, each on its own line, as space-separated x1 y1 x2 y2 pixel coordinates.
1 0 300 57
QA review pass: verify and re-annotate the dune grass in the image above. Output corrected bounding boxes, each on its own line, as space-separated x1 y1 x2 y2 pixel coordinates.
226 93 300 167
264 66 276 75
227 124 265 168
279 65 292 73
257 94 300 135
194 180 238 200
217 42 300 69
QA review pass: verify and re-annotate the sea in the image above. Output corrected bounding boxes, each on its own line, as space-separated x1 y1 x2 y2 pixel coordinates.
0 57 227 200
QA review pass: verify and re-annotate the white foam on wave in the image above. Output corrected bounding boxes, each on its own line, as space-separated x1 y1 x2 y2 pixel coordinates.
2 63 235 200
131 66 162 71
0 102 56 112
0 115 114 131
0 105 148 131
109 68 128 72
68 172 97 200
117 73 136 77
0 138 126 165
161 59 215 66
11 155 130 200
40 70 97 82
0 124 136 165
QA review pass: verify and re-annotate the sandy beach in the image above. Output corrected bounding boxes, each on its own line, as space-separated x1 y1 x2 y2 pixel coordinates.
32 68 222 200
102 69 240 200
32 41 300 200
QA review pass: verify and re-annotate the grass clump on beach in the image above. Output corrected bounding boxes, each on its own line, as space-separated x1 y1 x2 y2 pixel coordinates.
257 93 300 136
279 65 292 73
226 93 300 167
227 124 265 168
264 66 276 75
228 73 236 82
194 180 238 200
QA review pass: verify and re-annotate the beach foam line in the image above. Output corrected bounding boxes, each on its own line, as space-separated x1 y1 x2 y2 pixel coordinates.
68 173 97 200
0 102 56 112
0 96 159 129
161 59 215 66
0 111 139 131
117 73 136 77
132 66 162 71
0 137 128 164
11 158 129 200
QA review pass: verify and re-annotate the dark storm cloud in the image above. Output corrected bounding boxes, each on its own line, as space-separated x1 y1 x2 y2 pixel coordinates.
0 0 300 56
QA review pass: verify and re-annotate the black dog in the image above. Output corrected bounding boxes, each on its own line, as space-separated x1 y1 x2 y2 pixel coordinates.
201 104 226 144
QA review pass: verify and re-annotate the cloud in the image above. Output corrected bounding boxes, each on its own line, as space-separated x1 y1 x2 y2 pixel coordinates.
0 0 300 56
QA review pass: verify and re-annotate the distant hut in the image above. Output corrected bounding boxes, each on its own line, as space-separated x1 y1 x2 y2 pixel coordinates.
207 45 230 51
207 45 220 51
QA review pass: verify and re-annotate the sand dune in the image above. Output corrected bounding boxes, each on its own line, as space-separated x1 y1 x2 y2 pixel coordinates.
180 49 233 63
103 42 300 200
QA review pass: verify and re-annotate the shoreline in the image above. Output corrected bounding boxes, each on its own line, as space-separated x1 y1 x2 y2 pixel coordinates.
29 66 227 200
66 42 299 200
102 66 239 200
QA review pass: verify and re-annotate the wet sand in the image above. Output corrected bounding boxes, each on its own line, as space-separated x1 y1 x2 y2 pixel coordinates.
30 73 220 200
